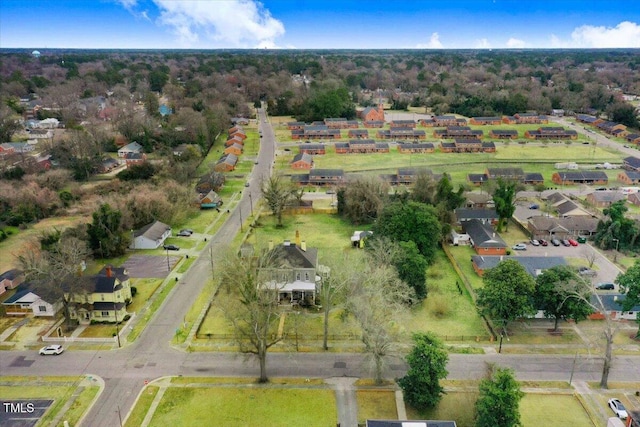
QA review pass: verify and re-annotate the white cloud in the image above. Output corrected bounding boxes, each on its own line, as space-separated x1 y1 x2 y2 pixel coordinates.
115 0 138 10
475 38 491 49
506 38 525 48
416 32 443 49
551 21 640 48
150 0 285 48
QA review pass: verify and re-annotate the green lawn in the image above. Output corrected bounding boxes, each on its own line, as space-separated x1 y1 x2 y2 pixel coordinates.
356 390 398 424
124 386 159 427
127 278 163 314
247 213 368 253
407 391 593 427
148 387 337 427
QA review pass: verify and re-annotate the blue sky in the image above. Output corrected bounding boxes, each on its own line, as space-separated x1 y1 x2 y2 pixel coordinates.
1 0 639 49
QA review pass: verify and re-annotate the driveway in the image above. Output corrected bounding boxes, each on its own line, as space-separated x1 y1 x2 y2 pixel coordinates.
121 255 181 278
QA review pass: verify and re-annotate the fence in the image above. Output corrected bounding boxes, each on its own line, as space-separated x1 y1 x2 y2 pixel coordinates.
195 332 493 342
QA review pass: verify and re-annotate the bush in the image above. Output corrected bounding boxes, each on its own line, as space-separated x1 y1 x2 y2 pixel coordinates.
131 286 138 297
429 294 452 318
123 314 131 321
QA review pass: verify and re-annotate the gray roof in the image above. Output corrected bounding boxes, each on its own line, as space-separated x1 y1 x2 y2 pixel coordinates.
455 208 498 221
274 242 318 269
529 216 598 234
624 156 640 169
587 191 626 203
309 169 344 177
291 153 313 164
0 269 23 281
556 200 588 216
463 219 507 248
134 220 171 240
472 255 566 277
594 294 640 312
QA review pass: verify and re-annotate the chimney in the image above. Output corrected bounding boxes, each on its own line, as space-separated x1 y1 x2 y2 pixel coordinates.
301 241 306 251
268 240 274 250
106 266 112 278
295 230 301 246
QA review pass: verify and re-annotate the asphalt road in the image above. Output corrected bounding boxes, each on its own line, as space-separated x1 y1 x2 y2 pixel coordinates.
2 111 640 426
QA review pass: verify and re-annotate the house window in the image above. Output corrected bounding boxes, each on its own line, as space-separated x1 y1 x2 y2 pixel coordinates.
101 311 110 317
305 273 309 281
101 294 105 301
38 305 47 312
296 273 301 281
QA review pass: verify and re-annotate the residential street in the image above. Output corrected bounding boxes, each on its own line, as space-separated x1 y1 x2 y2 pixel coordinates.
1 111 640 427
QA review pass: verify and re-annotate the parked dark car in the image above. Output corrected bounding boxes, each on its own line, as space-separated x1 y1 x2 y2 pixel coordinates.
561 239 571 247
163 244 180 251
551 238 561 246
578 266 597 277
539 239 548 246
529 204 539 209
596 283 615 290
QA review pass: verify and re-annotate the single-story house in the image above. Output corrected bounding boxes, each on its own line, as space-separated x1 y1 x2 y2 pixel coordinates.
472 255 566 277
98 158 120 174
2 283 61 317
454 208 499 225
585 191 626 208
224 143 244 156
556 200 592 218
360 104 385 122
290 153 313 170
469 116 502 125
0 269 24 295
618 170 640 185
130 220 171 249
489 129 518 139
528 216 598 240
225 134 245 147
463 219 507 255
623 156 640 172
214 154 238 172
551 171 608 185
124 152 146 166
199 190 222 209
463 192 494 209
299 144 326 155
589 294 640 320
397 143 435 153
117 142 143 158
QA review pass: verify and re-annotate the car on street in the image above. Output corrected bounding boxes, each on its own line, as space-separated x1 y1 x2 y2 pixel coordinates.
529 204 539 209
578 266 597 277
596 282 615 290
163 244 180 251
39 345 64 355
512 243 527 251
530 239 540 246
244 182 250 187
551 238 561 246
539 239 548 246
561 239 571 247
608 398 628 419
568 238 578 246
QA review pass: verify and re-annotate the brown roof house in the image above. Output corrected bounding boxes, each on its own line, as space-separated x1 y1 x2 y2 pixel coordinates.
585 191 626 208
0 269 24 296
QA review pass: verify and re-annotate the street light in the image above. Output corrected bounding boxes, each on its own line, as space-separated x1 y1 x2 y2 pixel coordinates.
249 192 253 216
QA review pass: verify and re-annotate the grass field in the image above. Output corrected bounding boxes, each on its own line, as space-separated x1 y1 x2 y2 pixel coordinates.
356 390 398 424
124 386 159 427
406 390 594 427
148 386 337 427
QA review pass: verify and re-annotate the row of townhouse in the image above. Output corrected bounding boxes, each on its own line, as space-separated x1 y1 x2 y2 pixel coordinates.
214 125 247 172
576 114 633 140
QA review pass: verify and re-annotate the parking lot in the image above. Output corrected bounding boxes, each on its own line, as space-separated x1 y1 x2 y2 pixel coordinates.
121 255 181 278
0 400 53 427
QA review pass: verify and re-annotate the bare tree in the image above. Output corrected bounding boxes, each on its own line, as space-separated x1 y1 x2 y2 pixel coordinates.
345 255 414 384
215 246 285 383
582 249 598 269
16 236 91 330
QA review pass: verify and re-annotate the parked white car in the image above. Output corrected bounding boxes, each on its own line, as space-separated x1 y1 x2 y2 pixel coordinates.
39 345 64 355
608 398 628 419
512 243 527 251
